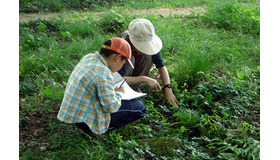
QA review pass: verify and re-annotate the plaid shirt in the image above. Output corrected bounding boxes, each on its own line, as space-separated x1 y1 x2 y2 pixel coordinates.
57 52 123 134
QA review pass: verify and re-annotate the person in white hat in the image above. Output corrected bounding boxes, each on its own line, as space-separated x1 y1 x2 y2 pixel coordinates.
118 19 179 107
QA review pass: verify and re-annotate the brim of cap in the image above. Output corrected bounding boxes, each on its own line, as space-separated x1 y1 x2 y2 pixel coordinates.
129 35 162 55
127 59 134 69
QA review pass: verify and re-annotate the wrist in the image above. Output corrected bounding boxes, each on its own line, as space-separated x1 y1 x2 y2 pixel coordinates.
142 76 149 83
162 84 172 91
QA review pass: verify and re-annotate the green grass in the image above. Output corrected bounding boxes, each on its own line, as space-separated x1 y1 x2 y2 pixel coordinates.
19 0 260 159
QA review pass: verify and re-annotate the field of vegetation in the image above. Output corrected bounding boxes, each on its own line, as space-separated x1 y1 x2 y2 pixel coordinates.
19 0 260 159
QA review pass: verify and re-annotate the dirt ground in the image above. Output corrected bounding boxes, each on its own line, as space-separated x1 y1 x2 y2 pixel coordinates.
19 7 206 23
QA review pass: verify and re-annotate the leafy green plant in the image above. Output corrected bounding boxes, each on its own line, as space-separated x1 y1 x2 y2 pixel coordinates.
172 108 201 127
237 121 255 138
20 1 39 13
207 136 260 159
20 32 51 51
61 31 74 41
236 66 252 80
183 139 210 159
20 19 66 34
98 10 131 34
38 22 47 31
40 83 64 101
200 114 227 139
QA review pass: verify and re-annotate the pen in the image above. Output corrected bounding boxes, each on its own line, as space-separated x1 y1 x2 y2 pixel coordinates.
119 79 127 88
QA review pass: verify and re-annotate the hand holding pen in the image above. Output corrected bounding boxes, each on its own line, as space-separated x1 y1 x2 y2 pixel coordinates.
119 78 127 87
115 79 126 93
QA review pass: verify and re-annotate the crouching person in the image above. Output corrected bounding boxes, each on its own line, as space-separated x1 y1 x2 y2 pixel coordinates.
57 37 146 137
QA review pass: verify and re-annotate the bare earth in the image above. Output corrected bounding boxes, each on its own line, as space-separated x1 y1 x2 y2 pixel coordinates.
19 7 206 23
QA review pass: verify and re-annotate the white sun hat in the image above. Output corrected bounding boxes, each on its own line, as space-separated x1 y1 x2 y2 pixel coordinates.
128 19 163 55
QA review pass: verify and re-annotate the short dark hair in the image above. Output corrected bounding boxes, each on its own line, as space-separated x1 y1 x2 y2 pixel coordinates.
100 40 127 61
123 35 134 48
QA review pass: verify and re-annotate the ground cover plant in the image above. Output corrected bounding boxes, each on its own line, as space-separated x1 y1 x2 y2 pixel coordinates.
19 0 260 159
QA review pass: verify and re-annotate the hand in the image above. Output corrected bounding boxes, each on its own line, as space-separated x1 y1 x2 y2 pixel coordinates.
115 86 125 93
162 88 179 107
144 77 161 90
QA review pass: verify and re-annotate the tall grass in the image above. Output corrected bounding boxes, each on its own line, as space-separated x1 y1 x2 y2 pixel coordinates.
202 0 260 35
173 49 211 85
153 15 259 86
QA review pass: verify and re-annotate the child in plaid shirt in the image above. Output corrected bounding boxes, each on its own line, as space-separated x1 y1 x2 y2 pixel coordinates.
57 37 146 136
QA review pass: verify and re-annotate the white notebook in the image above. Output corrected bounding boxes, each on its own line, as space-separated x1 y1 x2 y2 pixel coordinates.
113 72 147 100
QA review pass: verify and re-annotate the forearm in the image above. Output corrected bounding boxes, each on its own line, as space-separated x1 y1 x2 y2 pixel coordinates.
158 66 174 93
124 75 161 89
123 76 147 85
158 66 170 86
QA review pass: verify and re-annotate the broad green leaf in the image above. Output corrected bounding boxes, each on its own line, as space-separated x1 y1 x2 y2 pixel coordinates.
243 66 252 77
236 66 252 79
38 23 47 31
236 70 246 79
61 31 72 38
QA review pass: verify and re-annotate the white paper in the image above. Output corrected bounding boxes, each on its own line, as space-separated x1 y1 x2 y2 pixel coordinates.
113 72 147 100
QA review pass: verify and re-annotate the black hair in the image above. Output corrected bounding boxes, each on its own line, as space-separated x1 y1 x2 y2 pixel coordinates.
124 36 133 46
100 40 127 61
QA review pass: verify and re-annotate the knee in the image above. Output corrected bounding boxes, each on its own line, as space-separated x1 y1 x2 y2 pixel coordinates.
121 99 146 114
134 99 146 113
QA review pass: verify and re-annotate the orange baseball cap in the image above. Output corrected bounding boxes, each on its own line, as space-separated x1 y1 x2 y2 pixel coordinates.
102 37 134 68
